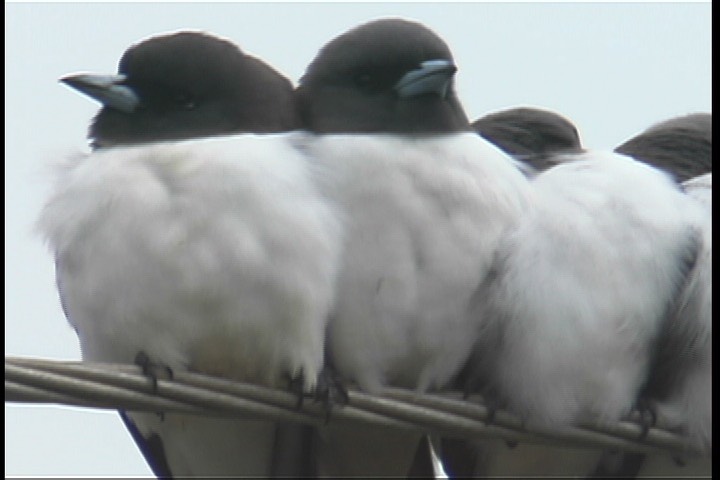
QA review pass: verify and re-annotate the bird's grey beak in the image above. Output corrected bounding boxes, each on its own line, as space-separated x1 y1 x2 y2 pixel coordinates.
394 59 457 99
60 73 140 113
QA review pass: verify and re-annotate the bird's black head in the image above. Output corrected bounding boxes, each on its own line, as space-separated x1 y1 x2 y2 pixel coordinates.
615 113 712 182
62 31 299 149
473 107 582 157
296 18 471 134
472 107 583 171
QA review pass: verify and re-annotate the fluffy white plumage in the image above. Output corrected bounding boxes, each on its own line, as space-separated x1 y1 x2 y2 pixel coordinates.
305 132 529 477
469 151 704 428
608 172 713 479
653 172 712 450
38 133 343 476
307 133 529 395
291 18 533 477
631 173 712 480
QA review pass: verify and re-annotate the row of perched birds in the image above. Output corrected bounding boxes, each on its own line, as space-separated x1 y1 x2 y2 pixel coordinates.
38 18 711 478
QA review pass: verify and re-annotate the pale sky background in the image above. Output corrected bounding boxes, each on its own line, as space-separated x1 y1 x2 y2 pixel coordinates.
5 1 711 477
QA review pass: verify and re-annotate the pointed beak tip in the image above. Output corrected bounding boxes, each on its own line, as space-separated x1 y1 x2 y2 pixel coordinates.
57 73 140 113
59 74 78 86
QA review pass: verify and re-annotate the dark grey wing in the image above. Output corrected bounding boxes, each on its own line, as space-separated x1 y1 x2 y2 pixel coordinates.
119 411 174 479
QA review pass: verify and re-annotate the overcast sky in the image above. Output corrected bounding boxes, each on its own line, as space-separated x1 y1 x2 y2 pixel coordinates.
5 2 711 476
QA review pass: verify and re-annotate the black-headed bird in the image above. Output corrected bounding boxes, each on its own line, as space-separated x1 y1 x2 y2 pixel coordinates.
39 31 341 478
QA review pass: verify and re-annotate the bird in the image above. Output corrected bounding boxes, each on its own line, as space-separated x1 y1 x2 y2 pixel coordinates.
434 107 609 479
293 18 531 476
628 118 712 449
615 113 711 183
591 115 712 478
645 172 712 460
39 30 342 478
459 112 712 479
624 172 711 478
441 113 711 478
472 106 583 174
462 137 705 473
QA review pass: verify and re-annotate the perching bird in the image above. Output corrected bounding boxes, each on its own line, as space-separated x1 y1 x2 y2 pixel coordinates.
591 115 712 478
293 18 531 476
472 106 583 174
644 170 712 452
616 173 712 479
457 113 712 479
615 113 711 183
39 31 342 478
470 109 712 476
436 107 606 479
463 141 705 460
618 117 711 454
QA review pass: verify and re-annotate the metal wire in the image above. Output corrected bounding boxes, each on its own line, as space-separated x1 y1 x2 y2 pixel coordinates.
5 356 706 459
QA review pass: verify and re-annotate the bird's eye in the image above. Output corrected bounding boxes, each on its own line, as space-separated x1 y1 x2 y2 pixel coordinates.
354 73 378 91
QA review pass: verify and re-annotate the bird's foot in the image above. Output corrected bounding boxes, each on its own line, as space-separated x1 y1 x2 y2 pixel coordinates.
632 398 658 439
133 351 173 421
313 365 348 423
285 370 308 410
134 351 174 392
482 394 504 426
